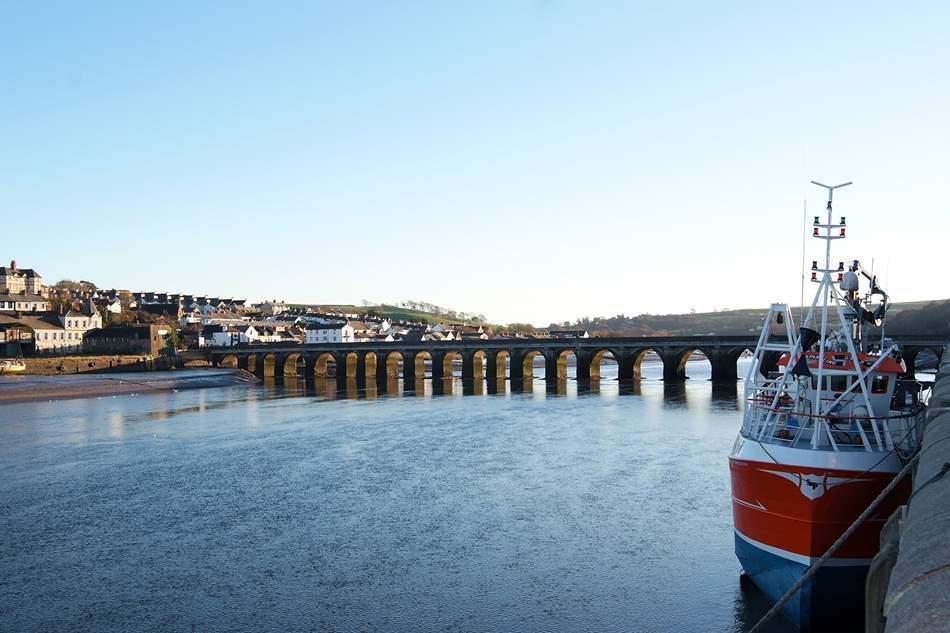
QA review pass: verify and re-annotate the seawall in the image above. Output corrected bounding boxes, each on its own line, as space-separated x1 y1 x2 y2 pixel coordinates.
872 345 950 632
17 354 177 376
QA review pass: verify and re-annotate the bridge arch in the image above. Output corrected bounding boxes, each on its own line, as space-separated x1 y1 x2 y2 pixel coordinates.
414 351 432 380
364 352 378 381
589 348 619 380
262 353 278 378
471 350 487 381
631 348 661 380
521 350 545 382
556 349 577 380
314 352 336 377
723 347 755 381
442 351 462 379
669 348 712 381
282 352 306 377
384 351 403 378
219 354 238 369
493 350 509 381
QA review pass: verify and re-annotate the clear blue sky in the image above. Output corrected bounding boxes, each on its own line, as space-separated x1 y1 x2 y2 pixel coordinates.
3 2 948 325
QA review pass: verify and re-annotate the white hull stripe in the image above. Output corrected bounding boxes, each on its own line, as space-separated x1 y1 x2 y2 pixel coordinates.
732 496 767 511
734 529 872 567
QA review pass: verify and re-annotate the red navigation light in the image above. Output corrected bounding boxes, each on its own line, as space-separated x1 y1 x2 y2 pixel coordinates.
811 271 817 281
840 227 846 237
837 273 844 281
813 227 820 236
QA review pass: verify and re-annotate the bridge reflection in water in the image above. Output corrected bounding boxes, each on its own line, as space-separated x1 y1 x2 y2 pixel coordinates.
255 359 748 411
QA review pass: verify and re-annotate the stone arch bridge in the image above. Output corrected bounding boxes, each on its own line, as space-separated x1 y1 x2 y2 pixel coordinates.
204 335 946 388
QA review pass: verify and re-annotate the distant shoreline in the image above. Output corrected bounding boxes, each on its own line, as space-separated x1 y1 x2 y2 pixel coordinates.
0 368 257 405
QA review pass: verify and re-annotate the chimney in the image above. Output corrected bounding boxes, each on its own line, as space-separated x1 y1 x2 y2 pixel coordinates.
10 260 16 270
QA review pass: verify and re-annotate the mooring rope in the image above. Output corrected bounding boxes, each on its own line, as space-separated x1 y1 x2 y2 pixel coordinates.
747 451 921 633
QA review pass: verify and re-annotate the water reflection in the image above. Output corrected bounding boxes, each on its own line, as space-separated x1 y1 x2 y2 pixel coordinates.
0 358 790 633
733 575 800 633
245 359 749 406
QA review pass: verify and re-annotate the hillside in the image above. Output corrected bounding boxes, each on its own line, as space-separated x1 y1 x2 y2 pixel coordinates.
292 303 486 327
290 299 950 337
556 299 950 337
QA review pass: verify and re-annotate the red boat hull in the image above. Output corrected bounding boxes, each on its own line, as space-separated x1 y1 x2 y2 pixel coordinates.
729 457 908 559
729 456 911 630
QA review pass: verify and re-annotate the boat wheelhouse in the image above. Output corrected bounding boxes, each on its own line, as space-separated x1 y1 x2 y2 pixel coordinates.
729 182 927 631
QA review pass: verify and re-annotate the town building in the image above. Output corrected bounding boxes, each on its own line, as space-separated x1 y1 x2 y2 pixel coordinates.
202 323 258 347
0 320 34 355
0 313 69 353
258 300 289 317
305 322 355 344
83 324 167 356
0 293 50 314
549 329 590 339
54 302 103 351
0 261 44 296
138 302 183 319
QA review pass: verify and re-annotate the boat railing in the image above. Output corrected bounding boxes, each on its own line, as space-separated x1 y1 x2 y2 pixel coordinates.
741 400 923 454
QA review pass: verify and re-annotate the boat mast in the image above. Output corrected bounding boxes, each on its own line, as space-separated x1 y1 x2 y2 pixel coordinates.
810 180 851 418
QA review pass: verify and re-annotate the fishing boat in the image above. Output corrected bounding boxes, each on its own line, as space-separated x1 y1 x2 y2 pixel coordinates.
729 181 926 630
0 357 27 375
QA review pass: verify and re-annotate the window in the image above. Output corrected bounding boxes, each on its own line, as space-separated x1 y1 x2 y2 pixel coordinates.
830 375 848 392
871 375 889 394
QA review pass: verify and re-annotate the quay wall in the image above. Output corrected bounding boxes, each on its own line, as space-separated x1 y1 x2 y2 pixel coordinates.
875 345 950 632
18 354 176 376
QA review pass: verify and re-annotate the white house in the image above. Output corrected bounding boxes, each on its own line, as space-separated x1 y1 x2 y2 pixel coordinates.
0 293 50 314
208 323 258 347
305 322 355 344
255 325 300 344
56 304 103 351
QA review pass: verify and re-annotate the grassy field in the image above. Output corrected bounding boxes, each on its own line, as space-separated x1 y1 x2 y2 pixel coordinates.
292 303 483 326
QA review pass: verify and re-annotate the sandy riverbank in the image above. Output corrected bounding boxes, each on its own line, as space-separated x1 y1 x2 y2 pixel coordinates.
0 369 258 404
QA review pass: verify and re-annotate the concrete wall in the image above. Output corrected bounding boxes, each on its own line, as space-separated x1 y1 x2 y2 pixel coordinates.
877 345 950 632
21 355 173 375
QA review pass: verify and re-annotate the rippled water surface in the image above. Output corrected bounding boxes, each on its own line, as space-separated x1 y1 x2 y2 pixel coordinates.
0 360 797 632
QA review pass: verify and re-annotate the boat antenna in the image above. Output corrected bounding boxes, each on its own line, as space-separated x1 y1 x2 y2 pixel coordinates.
800 198 806 326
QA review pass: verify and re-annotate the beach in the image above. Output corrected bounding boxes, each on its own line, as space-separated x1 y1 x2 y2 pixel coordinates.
0 369 257 404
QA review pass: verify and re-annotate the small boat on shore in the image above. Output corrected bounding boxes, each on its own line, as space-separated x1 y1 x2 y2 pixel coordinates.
729 181 926 630
0 358 26 375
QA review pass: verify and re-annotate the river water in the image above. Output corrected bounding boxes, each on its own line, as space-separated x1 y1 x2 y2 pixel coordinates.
0 359 799 633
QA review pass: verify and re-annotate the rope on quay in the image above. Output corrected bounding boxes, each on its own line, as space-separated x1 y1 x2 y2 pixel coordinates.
747 451 921 633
